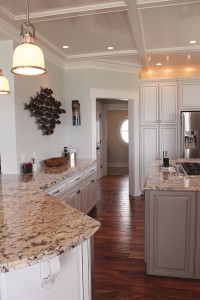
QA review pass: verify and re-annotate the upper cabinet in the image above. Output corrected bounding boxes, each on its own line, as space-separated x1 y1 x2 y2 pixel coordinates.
140 82 177 125
179 80 200 110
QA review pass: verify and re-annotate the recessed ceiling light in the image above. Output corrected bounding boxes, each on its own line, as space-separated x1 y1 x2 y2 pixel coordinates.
107 46 114 50
156 63 162 66
189 40 196 44
63 45 69 49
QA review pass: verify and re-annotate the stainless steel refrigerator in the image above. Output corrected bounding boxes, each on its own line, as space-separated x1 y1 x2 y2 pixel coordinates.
181 111 200 158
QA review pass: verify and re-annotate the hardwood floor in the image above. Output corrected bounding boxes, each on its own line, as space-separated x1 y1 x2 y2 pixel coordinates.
89 175 200 300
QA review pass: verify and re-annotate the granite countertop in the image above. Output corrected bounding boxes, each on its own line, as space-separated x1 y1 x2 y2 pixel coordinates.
144 159 200 191
0 159 100 273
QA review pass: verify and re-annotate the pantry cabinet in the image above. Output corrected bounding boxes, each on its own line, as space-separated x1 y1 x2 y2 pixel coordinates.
140 81 178 190
146 190 196 278
140 82 177 125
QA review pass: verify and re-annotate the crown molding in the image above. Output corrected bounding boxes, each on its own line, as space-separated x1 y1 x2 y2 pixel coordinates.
67 49 138 60
65 60 140 74
15 1 127 22
147 45 200 53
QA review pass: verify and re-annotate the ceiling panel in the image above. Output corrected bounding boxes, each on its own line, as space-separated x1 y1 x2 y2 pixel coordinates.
33 10 136 56
141 2 200 50
1 0 200 71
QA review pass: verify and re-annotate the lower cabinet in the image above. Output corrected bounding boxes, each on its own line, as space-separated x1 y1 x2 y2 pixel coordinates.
67 183 85 212
85 178 96 214
145 190 197 278
45 162 97 214
0 238 93 300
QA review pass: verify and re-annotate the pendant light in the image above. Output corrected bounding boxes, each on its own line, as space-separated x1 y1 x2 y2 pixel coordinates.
11 0 47 76
0 69 10 94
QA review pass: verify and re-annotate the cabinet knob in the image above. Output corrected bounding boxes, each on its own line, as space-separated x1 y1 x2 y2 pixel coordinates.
76 190 80 194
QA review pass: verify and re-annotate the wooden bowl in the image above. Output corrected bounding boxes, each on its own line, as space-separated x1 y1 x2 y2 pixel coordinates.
43 157 67 167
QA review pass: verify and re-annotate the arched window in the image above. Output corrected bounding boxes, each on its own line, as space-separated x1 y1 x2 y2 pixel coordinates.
119 118 129 145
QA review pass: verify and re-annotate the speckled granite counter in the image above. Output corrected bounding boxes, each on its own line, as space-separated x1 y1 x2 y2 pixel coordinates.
0 159 100 273
144 159 200 191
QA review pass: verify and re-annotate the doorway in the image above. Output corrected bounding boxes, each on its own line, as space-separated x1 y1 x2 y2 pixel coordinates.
96 99 129 178
90 88 141 197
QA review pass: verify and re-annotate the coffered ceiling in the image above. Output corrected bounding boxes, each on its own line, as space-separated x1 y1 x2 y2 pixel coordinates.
0 0 200 72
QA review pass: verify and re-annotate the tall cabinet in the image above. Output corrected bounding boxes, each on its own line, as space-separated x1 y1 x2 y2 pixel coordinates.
140 81 178 190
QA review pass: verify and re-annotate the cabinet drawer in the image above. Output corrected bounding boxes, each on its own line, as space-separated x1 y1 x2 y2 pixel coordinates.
85 164 97 178
44 180 68 196
68 171 84 188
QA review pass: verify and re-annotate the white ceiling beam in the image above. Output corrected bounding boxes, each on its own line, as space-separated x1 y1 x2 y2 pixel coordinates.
14 1 127 22
137 0 200 9
125 0 147 68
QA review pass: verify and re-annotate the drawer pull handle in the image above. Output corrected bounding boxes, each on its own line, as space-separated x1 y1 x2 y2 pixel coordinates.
75 177 80 181
53 190 60 194
76 190 80 194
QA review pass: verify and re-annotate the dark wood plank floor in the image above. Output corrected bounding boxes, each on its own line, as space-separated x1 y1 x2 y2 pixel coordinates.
89 175 200 300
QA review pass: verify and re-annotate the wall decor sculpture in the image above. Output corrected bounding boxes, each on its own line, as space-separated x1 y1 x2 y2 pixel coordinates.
24 87 66 135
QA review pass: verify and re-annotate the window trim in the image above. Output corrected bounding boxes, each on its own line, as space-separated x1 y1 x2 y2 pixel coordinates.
117 117 129 146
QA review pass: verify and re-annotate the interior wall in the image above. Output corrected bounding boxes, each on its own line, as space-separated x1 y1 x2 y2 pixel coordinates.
0 41 17 174
15 58 66 171
0 40 66 173
65 67 139 159
107 110 128 167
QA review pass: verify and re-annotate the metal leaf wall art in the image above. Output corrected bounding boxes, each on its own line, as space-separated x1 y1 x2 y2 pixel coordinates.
24 87 66 135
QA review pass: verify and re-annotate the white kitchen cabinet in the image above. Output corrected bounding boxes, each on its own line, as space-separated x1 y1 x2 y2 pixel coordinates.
84 165 97 214
140 84 159 124
140 126 177 189
45 162 97 214
146 190 196 278
0 239 93 300
140 82 177 125
140 126 158 189
179 80 200 109
195 192 200 279
140 81 178 190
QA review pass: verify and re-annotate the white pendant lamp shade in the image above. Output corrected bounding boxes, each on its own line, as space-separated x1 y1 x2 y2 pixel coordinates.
11 0 47 76
0 70 10 94
12 42 46 76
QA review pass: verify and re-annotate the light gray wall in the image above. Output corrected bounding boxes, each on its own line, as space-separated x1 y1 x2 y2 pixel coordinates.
65 67 139 159
0 40 66 173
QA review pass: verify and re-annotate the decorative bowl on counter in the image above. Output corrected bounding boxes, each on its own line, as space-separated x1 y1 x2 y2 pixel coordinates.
43 157 67 167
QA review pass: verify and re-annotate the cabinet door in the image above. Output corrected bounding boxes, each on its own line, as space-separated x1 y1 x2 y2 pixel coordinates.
180 81 200 109
76 185 85 212
147 191 196 278
140 84 159 124
140 126 159 190
160 83 177 124
85 178 97 214
195 192 200 279
160 126 177 160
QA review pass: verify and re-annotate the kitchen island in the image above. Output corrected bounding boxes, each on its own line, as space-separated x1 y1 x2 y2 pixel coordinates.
144 160 200 279
0 159 100 300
